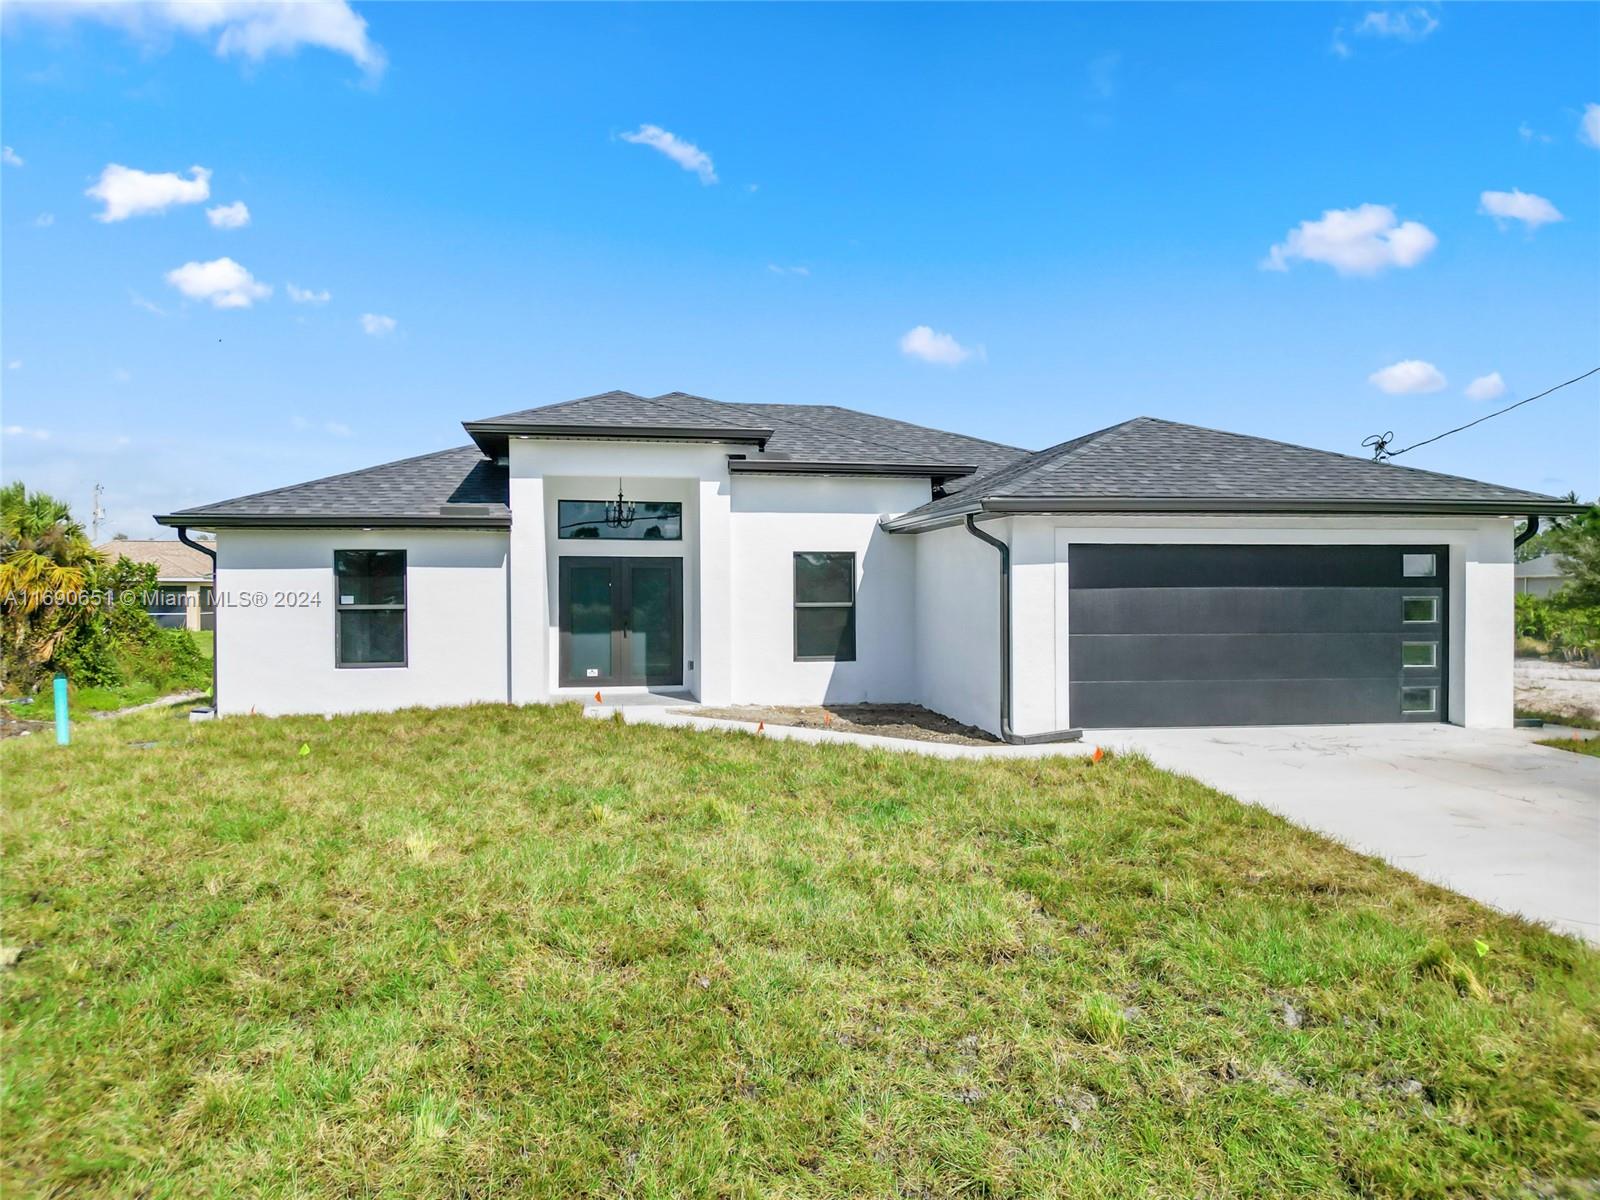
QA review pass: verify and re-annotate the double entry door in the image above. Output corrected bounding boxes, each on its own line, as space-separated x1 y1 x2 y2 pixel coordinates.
558 556 683 687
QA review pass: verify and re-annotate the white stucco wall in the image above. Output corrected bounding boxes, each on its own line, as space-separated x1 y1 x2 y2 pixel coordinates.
729 475 924 705
212 528 509 716
911 520 1003 736
508 438 733 702
1010 514 1515 733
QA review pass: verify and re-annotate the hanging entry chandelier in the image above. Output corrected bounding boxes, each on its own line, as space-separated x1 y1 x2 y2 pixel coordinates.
603 480 637 529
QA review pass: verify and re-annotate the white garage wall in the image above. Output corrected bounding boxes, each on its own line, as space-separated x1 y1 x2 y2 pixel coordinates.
911 520 1002 735
730 476 924 705
213 528 509 716
1017 514 1515 732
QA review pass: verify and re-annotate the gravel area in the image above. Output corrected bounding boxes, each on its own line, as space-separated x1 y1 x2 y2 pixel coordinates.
1515 657 1600 724
691 703 1000 745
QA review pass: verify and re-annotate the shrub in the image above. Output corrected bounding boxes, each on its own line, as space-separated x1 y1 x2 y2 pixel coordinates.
1514 593 1550 640
1545 605 1600 664
52 558 209 695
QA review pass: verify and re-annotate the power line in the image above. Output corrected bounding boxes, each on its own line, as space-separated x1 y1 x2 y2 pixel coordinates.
1363 365 1600 461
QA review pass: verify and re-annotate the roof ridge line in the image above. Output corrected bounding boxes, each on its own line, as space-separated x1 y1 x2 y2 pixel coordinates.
746 402 957 463
963 416 1147 496
171 444 484 515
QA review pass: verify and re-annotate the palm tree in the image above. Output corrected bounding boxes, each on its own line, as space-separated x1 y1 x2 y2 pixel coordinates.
0 482 103 689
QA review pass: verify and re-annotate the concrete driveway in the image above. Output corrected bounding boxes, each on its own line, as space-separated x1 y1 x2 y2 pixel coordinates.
1095 723 1600 942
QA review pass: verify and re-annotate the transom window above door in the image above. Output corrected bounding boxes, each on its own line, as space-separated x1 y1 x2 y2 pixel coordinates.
558 500 682 540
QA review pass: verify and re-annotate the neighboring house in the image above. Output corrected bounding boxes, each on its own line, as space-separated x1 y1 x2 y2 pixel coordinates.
96 538 215 632
1514 553 1568 598
155 391 1583 735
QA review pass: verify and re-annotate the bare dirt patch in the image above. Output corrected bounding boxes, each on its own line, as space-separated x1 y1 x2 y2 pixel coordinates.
691 703 1000 745
1515 657 1600 725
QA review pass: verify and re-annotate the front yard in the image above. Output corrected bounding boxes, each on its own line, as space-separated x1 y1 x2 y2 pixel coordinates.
3 704 1597 1197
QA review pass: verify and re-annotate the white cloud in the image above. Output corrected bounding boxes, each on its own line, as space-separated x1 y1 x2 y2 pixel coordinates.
291 416 353 436
1518 122 1551 144
360 313 396 336
1580 103 1600 150
899 325 980 367
9 0 384 76
1479 188 1564 231
6 361 21 371
3 425 51 440
130 291 167 316
767 264 810 277
619 125 718 185
33 212 54 227
1263 204 1437 276
112 368 132 384
206 200 250 229
1087 52 1120 100
164 257 271 308
87 163 210 221
287 283 331 305
1369 359 1446 395
1355 7 1439 40
2 146 22 167
1464 372 1506 402
1330 27 1352 58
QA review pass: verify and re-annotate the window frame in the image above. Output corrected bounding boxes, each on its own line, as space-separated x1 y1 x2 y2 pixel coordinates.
1400 685 1438 714
334 549 408 669
1401 595 1439 624
1402 552 1438 578
556 499 683 541
1401 641 1438 669
793 551 857 663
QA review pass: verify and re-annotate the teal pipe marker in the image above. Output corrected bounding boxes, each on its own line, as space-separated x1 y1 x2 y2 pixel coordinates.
53 673 69 746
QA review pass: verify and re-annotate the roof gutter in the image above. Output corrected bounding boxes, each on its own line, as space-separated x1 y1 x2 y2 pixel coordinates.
963 515 1082 747
886 495 1589 533
174 527 218 714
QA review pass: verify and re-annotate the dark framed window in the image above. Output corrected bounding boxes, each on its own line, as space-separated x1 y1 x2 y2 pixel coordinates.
335 550 406 667
794 551 855 661
557 500 682 541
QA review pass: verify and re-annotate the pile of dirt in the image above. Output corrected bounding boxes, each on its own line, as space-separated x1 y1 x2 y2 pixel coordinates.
1514 657 1600 724
692 703 999 746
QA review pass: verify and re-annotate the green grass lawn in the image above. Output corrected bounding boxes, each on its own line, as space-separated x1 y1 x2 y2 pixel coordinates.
189 629 214 660
1537 733 1600 757
4 704 1597 1198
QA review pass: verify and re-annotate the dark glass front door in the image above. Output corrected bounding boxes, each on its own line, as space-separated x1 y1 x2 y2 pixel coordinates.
558 557 683 687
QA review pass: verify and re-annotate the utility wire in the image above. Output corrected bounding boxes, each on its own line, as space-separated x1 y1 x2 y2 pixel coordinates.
1363 365 1600 461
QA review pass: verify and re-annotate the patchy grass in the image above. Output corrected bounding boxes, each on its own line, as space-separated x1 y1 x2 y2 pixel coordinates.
1 681 163 722
4 704 1598 1198
1536 733 1600 757
1519 705 1600 731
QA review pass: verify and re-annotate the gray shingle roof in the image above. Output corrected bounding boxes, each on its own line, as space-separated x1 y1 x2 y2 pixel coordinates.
155 445 509 528
885 416 1579 528
467 391 1024 472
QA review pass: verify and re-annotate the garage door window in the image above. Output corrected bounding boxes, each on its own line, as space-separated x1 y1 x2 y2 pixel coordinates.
1400 686 1437 714
1402 596 1438 623
1401 641 1438 668
1402 553 1437 577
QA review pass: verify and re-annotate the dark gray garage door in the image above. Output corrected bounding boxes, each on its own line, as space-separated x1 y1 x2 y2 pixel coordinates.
1068 545 1447 728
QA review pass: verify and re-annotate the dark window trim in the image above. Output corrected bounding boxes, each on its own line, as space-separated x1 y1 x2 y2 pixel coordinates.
556 498 684 542
334 549 408 669
793 551 857 663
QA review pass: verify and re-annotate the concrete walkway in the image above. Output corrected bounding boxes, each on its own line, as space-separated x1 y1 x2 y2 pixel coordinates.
1095 723 1600 942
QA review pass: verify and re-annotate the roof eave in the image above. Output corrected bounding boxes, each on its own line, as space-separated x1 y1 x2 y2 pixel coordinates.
730 459 975 477
882 494 1586 533
154 513 511 530
463 420 774 457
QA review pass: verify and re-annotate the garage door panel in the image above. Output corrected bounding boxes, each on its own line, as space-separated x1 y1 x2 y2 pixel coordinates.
1070 587 1417 636
1066 544 1447 728
1070 678 1413 728
1069 544 1433 590
1069 632 1412 683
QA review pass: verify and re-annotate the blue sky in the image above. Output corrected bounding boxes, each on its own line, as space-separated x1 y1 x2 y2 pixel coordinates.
2 1 1597 537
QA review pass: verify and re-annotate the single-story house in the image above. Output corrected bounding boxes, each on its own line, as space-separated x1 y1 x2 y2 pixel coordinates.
1514 553 1568 598
95 538 215 632
155 391 1583 737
